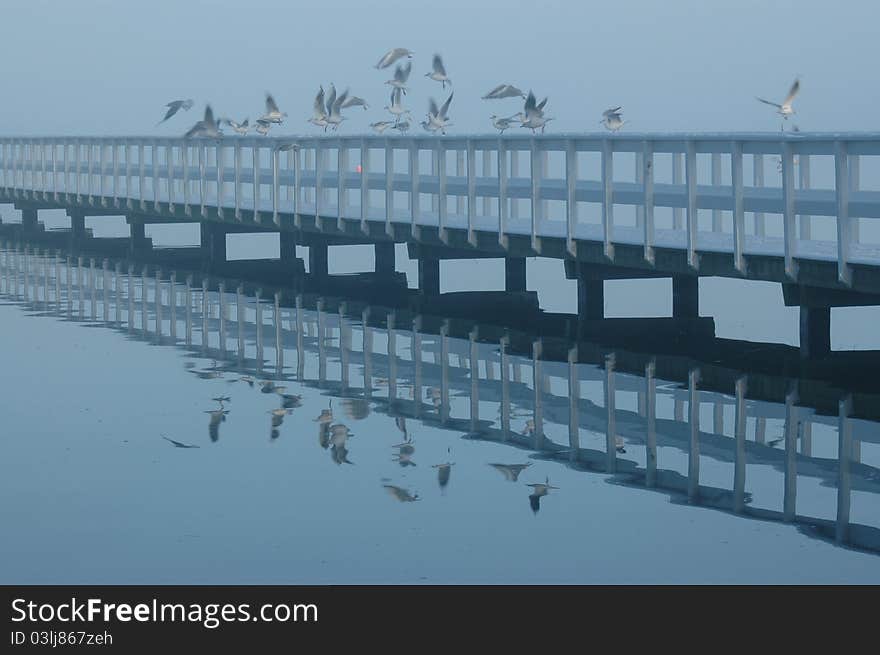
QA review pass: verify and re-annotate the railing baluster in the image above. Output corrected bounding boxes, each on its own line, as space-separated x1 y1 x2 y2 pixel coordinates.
685 141 698 270
111 140 119 207
217 142 225 219
782 141 797 279
199 143 206 216
253 143 260 223
799 154 811 239
234 141 241 220
467 139 477 246
294 143 302 228
642 141 654 264
166 142 174 212
337 142 347 230
151 139 159 211
384 142 394 237
565 140 577 257
753 154 765 236
182 143 190 215
138 141 146 211
498 140 508 249
731 141 745 273
87 140 94 204
848 153 860 244
835 141 851 285
272 145 280 226
601 138 613 260
315 144 323 228
711 152 721 231
409 140 420 239
360 140 369 235
438 141 448 244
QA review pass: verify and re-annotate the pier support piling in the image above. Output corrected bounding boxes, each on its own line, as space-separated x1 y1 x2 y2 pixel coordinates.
418 257 440 295
21 208 39 234
672 276 699 318
576 264 604 320
504 257 527 293
200 223 226 268
309 242 328 279
279 231 297 263
374 242 396 276
799 306 831 359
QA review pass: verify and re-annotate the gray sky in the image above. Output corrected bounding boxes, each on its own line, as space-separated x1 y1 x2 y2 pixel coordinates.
1 0 878 135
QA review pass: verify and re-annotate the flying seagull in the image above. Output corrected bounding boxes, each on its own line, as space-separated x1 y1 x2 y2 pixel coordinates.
260 93 287 124
519 91 553 134
390 119 411 134
386 61 412 94
223 117 250 135
184 105 222 139
162 434 200 449
385 88 411 123
156 99 194 126
309 86 329 131
756 78 800 130
426 93 454 135
600 106 625 132
370 120 395 134
490 114 519 134
425 54 451 89
375 48 414 70
482 84 526 100
254 118 271 136
340 95 369 111
327 88 349 131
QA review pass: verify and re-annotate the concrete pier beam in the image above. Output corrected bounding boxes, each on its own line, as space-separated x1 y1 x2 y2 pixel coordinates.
374 241 395 276
418 257 440 295
504 257 527 293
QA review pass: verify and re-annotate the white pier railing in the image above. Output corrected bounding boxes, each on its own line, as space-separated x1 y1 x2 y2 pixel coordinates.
2 133 880 285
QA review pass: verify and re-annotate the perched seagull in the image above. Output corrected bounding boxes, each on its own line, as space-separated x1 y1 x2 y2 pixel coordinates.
489 462 532 482
386 61 412 94
427 93 454 135
260 93 287 124
223 117 250 135
519 91 553 134
391 119 411 134
340 95 369 111
375 47 414 70
184 105 222 139
255 118 272 136
162 434 200 449
490 114 519 134
420 119 439 134
383 484 419 502
156 99 194 126
482 84 526 100
385 88 411 122
600 106 625 132
756 78 800 126
309 86 329 131
425 54 451 89
326 88 349 131
370 120 395 134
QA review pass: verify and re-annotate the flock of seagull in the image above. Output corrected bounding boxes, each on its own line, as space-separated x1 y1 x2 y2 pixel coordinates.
166 358 560 512
157 47 802 139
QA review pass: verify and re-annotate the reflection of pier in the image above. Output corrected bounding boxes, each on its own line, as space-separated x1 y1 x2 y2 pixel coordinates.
2 243 878 555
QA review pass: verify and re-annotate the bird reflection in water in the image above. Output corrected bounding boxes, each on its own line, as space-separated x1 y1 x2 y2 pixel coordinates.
394 416 407 440
191 360 224 380
329 423 354 465
204 400 229 442
425 387 442 413
489 462 532 482
522 419 536 436
383 484 419 502
615 435 626 454
432 448 454 492
392 437 416 467
268 407 288 440
526 477 559 514
229 375 255 388
314 400 333 425
317 422 330 450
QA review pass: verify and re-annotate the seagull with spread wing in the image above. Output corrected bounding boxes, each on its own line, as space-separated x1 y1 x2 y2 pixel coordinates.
426 93 454 135
482 84 526 100
156 99 194 126
518 91 553 134
260 92 287 124
375 47 414 70
756 78 801 130
425 54 451 89
385 61 412 94
184 105 222 139
600 106 625 131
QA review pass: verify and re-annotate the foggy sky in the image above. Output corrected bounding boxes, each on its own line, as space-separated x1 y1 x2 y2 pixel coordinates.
1 0 877 136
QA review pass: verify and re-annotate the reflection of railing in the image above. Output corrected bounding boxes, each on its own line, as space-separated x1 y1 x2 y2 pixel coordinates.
2 134 880 284
2 244 879 554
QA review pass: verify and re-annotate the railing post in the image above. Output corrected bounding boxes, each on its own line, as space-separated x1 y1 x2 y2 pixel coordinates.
166 142 174 212
111 140 119 207
409 140 420 239
438 141 448 244
384 141 394 237
360 139 370 235
711 152 721 231
530 139 542 254
799 154 811 239
835 141 852 285
253 143 261 223
234 141 242 220
601 138 613 260
273 146 281 226
467 139 477 246
781 141 798 279
293 142 302 228
498 139 508 249
151 139 159 211
672 152 683 229
482 146 492 218
217 142 225 219
315 144 324 228
124 141 132 209
182 143 191 215
642 140 654 264
199 143 207 217
848 153 860 244
753 154 765 236
138 141 146 211
731 141 745 273
337 141 348 230
86 140 94 204
565 140 578 258
685 141 698 270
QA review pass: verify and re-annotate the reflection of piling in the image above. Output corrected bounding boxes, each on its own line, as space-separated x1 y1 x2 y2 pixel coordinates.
688 367 701 503
733 376 747 514
783 385 799 522
837 396 852 545
646 359 658 488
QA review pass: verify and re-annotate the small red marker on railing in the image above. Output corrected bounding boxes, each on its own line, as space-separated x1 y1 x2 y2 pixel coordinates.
356 164 362 173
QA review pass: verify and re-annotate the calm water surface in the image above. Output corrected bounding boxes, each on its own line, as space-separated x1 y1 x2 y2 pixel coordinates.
1 243 879 584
